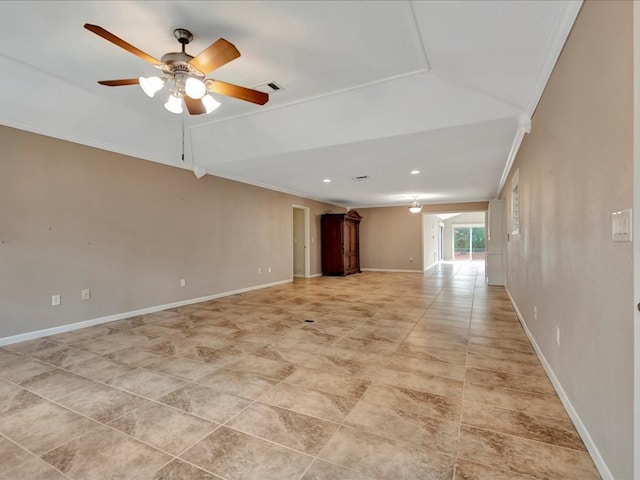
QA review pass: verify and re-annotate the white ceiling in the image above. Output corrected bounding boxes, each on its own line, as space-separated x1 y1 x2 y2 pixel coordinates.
0 0 582 208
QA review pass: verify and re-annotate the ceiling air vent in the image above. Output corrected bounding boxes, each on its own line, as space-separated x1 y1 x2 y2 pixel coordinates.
254 81 283 94
352 175 370 182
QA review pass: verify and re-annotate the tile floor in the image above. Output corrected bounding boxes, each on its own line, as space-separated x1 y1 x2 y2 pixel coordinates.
0 263 600 479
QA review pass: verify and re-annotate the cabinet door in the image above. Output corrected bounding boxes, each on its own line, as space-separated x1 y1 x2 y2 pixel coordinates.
343 220 359 272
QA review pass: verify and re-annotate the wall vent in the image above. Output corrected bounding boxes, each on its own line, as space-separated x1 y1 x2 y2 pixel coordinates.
352 175 370 181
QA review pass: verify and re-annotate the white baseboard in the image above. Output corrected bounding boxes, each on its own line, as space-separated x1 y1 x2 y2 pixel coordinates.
506 288 613 480
308 273 323 278
293 274 305 278
360 268 423 273
0 278 293 347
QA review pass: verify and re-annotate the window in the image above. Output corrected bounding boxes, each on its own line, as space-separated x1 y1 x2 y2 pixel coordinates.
511 168 520 235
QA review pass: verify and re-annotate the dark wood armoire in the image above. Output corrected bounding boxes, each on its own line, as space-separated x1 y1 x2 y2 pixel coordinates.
321 210 362 276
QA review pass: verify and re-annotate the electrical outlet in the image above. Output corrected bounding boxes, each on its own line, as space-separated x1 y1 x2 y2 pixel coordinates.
533 305 537 320
180 278 186 287
258 267 262 274
81 289 90 300
52 294 61 306
268 266 272 273
555 326 560 346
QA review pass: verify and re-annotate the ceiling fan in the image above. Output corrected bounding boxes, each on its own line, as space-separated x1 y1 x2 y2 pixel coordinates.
84 24 269 115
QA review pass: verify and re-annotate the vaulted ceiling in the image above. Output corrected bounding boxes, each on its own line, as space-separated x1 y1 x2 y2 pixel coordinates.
0 1 582 208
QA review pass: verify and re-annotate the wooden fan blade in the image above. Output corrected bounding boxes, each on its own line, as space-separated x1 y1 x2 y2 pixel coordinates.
184 96 206 115
207 80 268 105
84 24 163 66
98 78 140 86
189 38 240 74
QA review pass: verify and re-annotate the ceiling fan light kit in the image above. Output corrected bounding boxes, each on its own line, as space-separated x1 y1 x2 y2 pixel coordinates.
84 24 269 115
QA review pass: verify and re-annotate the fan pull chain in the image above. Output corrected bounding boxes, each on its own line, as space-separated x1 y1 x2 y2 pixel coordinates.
181 114 185 162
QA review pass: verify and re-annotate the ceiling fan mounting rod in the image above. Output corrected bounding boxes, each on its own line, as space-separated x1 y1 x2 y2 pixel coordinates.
174 28 193 48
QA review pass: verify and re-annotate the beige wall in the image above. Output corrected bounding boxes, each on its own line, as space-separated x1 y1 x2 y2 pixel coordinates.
0 125 342 339
442 211 486 260
500 1 633 477
358 206 423 271
359 202 489 271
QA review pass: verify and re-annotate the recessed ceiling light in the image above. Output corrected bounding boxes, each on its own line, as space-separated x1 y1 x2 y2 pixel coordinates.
323 178 331 183
410 170 420 175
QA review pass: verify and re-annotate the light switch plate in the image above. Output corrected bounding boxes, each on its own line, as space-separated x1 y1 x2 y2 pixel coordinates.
612 209 632 242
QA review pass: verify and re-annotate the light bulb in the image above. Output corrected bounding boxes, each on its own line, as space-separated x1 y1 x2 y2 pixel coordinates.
185 77 206 99
409 200 422 213
202 95 221 114
139 76 164 97
164 94 183 114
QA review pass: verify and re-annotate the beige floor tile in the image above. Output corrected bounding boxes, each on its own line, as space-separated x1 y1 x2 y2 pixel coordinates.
0 379 47 420
361 383 461 422
66 356 136 382
374 367 463 398
463 382 569 421
334 336 399 355
4 339 59 355
0 436 33 474
457 425 599 479
260 382 358 423
465 367 556 396
29 344 100 368
143 356 217 381
396 343 468 365
301 459 371 480
20 369 97 400
0 401 98 454
318 426 454 480
454 458 534 480
152 459 222 479
344 399 459 455
107 368 187 399
195 367 278 399
228 402 339 454
0 456 68 480
105 346 169 366
225 354 296 380
42 425 171 479
284 367 370 398
158 384 251 423
109 402 217 455
461 400 585 451
181 426 313 480
0 356 55 383
57 383 148 423
385 355 466 381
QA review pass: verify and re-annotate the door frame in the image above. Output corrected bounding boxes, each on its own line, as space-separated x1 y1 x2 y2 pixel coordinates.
451 223 485 261
292 205 311 278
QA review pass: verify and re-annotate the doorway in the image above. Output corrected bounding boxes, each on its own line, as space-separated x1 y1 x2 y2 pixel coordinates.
292 205 310 278
453 224 486 261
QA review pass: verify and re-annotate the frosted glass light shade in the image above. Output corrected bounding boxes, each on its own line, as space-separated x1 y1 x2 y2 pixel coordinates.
202 95 221 114
185 77 206 99
409 201 422 213
139 76 164 97
164 94 183 114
